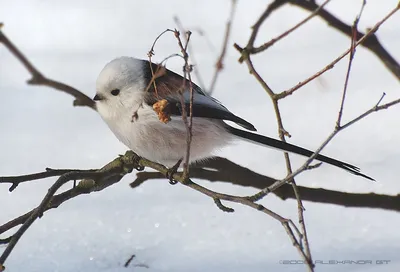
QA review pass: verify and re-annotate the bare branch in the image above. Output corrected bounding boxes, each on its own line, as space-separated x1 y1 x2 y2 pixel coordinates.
174 16 207 91
0 168 95 192
0 29 95 109
251 0 332 53
173 30 194 180
208 0 238 94
288 0 400 82
336 0 366 128
277 3 399 99
0 151 306 269
251 94 400 201
133 158 400 211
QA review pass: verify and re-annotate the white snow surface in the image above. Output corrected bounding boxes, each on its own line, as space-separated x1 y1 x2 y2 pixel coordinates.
1 0 400 271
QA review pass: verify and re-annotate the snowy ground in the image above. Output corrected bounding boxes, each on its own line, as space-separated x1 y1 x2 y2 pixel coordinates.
1 0 400 271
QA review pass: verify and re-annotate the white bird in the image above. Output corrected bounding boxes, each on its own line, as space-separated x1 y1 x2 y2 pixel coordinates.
94 56 373 181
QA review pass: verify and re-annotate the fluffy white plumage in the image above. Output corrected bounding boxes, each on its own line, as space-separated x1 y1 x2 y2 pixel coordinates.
95 57 232 166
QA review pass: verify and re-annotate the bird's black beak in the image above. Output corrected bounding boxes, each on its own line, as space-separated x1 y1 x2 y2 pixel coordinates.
93 94 103 101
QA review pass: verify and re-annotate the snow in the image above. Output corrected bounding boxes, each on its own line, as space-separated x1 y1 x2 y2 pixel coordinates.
1 0 400 271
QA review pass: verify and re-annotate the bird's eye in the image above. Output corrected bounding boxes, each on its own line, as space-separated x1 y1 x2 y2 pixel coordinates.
111 89 120 96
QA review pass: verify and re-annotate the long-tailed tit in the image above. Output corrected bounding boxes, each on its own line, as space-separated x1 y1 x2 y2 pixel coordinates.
94 57 373 181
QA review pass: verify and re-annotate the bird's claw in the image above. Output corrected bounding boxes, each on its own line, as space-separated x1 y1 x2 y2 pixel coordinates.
131 153 145 171
166 159 183 185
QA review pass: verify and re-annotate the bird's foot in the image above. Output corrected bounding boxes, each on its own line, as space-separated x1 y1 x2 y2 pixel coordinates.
166 158 183 185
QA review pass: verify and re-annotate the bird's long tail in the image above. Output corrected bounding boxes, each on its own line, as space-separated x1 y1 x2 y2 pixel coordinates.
226 125 374 181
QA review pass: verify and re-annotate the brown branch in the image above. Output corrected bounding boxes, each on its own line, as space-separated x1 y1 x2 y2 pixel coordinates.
0 152 309 270
126 154 310 266
0 151 145 267
233 1 318 268
249 94 400 203
277 3 399 99
251 0 332 53
288 0 400 82
0 168 95 192
233 2 399 270
246 0 287 51
0 29 95 109
173 30 194 180
130 158 400 212
336 0 366 128
173 17 207 91
0 170 122 265
208 0 238 94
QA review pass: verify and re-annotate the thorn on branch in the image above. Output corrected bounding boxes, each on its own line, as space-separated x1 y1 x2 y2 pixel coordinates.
375 92 386 108
304 162 322 171
9 183 18 192
215 60 223 70
213 198 234 212
280 127 292 138
174 29 180 38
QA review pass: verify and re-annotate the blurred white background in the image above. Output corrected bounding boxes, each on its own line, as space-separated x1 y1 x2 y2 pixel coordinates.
1 0 400 271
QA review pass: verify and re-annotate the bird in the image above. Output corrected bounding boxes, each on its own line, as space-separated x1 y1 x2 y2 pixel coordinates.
93 56 373 181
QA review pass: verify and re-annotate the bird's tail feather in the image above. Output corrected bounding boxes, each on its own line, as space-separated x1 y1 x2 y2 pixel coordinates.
226 125 374 181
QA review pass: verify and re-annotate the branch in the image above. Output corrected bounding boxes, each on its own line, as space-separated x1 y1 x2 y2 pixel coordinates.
233 2 399 270
174 30 194 180
0 152 307 270
0 168 96 192
0 28 95 109
131 157 400 212
173 16 207 91
249 93 400 203
208 0 238 94
251 0 332 53
277 3 399 99
288 0 400 82
0 151 144 267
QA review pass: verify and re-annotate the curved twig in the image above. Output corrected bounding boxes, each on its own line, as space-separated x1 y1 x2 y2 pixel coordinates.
0 29 95 109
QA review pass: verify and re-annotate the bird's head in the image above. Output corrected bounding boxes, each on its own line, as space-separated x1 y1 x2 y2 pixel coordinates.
94 57 146 120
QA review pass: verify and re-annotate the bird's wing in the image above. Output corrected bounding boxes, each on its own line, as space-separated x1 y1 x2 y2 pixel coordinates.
143 61 256 131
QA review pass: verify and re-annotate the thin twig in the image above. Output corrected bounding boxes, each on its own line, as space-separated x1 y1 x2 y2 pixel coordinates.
277 2 400 99
0 29 95 109
0 170 121 265
174 16 206 91
0 151 308 270
173 30 194 180
208 0 238 95
251 0 331 53
288 0 400 81
251 95 400 200
0 168 95 192
336 0 366 128
233 1 316 268
133 159 400 211
246 0 287 50
146 29 175 96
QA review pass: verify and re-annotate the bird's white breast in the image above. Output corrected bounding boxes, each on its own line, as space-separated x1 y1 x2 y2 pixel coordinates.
97 93 232 167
